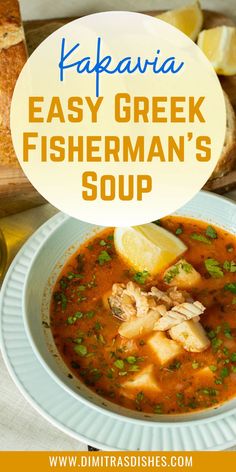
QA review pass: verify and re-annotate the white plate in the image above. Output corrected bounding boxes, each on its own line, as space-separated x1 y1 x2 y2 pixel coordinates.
1 192 236 450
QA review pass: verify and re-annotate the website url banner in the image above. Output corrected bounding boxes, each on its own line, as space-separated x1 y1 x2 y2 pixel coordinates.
0 451 235 472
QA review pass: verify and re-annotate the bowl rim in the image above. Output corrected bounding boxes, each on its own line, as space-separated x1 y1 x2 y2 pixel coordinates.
22 190 236 427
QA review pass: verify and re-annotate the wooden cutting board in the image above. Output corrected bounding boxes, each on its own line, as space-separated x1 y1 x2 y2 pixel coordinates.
1 10 235 217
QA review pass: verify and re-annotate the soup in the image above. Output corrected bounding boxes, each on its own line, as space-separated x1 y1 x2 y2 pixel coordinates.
50 217 236 414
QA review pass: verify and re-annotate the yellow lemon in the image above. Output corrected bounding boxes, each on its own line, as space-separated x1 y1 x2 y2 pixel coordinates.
156 1 203 41
198 26 236 75
114 224 187 275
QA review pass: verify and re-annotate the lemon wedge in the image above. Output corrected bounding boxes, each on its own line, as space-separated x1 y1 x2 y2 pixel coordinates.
114 224 187 275
156 1 203 41
197 26 236 75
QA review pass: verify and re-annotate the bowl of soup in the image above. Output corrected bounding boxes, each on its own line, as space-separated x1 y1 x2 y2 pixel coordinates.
23 191 236 423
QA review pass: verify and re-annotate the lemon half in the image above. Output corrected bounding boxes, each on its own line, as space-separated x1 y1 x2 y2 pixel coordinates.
156 1 203 42
198 26 236 75
114 224 187 275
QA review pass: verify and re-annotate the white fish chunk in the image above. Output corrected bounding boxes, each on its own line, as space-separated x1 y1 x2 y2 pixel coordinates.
118 309 161 339
154 301 205 331
147 331 183 365
169 320 210 353
163 259 201 289
122 365 161 392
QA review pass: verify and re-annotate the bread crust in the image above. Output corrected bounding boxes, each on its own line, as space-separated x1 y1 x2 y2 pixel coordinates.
209 92 236 180
0 0 27 168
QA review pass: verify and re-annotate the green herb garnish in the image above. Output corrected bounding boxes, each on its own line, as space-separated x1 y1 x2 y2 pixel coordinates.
128 365 140 372
164 261 192 284
126 356 137 364
198 388 218 396
77 285 86 292
220 367 229 379
98 250 112 266
67 272 83 280
192 361 199 369
168 360 181 371
204 258 224 278
136 392 144 403
133 270 149 285
114 359 124 370
74 345 87 357
86 310 95 319
191 233 211 244
175 225 183 235
67 311 83 325
211 337 222 351
205 225 217 239
224 283 236 294
153 404 163 414
223 261 236 272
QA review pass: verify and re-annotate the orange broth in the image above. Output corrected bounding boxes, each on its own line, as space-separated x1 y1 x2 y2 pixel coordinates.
50 217 236 414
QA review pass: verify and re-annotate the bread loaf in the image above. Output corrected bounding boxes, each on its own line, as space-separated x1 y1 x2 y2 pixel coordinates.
0 0 27 168
209 92 236 180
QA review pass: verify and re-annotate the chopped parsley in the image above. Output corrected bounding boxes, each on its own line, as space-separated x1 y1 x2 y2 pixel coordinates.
164 261 192 284
90 368 102 381
133 270 149 285
204 258 223 278
220 367 229 379
198 388 218 396
223 323 233 339
67 311 83 325
231 353 236 362
60 293 68 310
192 361 199 369
114 359 124 370
209 365 217 372
126 356 137 364
205 225 217 239
77 285 86 291
67 272 83 280
128 365 140 372
175 225 183 235
211 337 222 351
224 283 236 294
107 368 114 379
97 334 106 345
168 360 181 371
153 404 163 414
74 344 87 357
97 250 112 266
191 233 211 244
223 260 236 272
59 277 68 290
136 392 144 403
86 310 95 319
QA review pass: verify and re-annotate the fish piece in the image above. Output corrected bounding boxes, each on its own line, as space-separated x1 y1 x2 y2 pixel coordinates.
169 320 210 352
147 331 183 365
154 301 205 331
118 309 161 339
121 365 161 392
109 281 157 320
108 283 136 320
125 281 151 317
163 259 201 289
